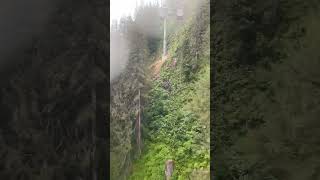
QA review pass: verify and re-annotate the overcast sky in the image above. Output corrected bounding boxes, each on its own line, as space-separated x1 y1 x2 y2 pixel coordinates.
111 0 159 22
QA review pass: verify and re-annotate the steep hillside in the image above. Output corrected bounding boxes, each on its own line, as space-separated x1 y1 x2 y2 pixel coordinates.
110 4 157 179
0 0 108 179
212 0 320 179
110 0 209 179
129 1 210 179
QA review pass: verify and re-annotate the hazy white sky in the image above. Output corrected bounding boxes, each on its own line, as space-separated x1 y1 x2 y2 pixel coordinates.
111 0 158 22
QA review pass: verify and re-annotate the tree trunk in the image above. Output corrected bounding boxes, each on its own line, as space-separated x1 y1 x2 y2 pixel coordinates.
138 89 141 155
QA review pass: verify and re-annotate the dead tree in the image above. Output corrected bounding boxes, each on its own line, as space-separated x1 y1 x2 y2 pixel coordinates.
136 89 142 155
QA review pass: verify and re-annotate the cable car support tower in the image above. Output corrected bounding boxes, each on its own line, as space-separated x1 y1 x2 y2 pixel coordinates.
160 0 184 62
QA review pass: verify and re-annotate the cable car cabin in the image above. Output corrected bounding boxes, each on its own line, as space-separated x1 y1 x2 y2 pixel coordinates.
176 8 184 21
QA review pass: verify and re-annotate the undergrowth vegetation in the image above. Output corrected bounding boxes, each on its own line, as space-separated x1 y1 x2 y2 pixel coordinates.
212 0 320 179
129 3 210 178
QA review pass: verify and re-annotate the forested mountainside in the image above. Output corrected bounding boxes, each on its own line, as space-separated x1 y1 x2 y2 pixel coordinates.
0 0 108 179
110 0 209 179
212 0 320 179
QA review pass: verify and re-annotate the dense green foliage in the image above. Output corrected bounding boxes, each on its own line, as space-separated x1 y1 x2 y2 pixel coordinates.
129 2 210 179
110 20 148 180
212 0 320 179
110 3 159 179
130 66 210 179
111 0 209 179
0 0 108 179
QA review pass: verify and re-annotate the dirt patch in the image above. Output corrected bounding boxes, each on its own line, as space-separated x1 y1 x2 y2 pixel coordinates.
149 55 169 78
